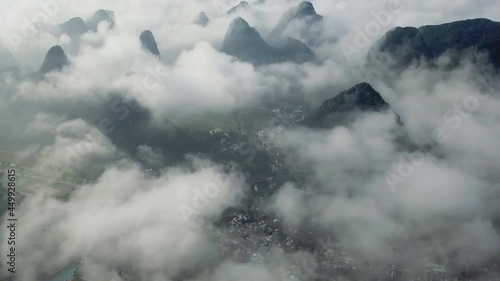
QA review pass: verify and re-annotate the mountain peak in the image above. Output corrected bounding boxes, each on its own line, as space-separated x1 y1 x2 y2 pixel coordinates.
57 17 88 36
224 17 255 39
230 17 251 30
227 1 250 15
94 9 111 17
286 1 321 21
304 82 390 128
222 17 268 63
139 30 160 57
66 17 85 25
86 9 115 30
222 17 275 64
296 1 316 16
351 82 377 92
38 45 69 76
46 45 65 55
268 1 323 47
194 11 209 27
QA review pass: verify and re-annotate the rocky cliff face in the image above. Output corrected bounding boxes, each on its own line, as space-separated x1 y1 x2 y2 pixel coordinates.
38 45 70 77
139 30 161 57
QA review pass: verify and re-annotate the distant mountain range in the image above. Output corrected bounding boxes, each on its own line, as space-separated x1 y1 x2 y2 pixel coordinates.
53 9 115 37
48 9 115 54
4 25 161 79
221 17 314 65
369 18 500 69
227 1 250 15
220 1 325 65
3 5 499 125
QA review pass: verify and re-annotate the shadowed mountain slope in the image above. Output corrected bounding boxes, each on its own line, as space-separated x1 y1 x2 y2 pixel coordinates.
368 18 500 69
303 82 391 128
